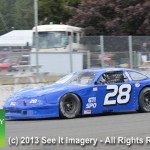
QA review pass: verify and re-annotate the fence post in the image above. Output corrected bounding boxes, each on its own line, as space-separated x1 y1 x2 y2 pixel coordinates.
34 0 39 75
100 36 105 67
69 36 73 73
87 50 91 68
8 47 12 64
128 36 133 69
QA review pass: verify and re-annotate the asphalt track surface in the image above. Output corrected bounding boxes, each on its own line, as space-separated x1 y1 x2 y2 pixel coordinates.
2 112 150 150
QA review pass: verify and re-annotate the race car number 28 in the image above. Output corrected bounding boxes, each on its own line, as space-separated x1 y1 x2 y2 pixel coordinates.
104 84 131 106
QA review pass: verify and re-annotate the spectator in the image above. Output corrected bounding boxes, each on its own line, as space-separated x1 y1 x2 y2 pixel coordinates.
141 43 149 64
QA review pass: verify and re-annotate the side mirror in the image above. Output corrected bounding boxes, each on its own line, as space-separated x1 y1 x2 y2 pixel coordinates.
95 81 99 85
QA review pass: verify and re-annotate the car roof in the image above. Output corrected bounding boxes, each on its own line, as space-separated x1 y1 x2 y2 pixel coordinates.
81 68 132 74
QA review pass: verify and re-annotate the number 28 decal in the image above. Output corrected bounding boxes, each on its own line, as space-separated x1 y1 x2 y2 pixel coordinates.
104 84 131 106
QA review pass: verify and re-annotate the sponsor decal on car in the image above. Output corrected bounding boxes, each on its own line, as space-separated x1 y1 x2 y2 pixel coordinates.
86 97 97 109
93 87 98 92
135 82 140 88
10 102 16 106
29 99 38 104
84 110 91 114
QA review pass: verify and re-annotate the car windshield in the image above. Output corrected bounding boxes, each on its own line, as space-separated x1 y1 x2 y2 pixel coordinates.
56 72 96 85
32 31 68 49
55 73 75 84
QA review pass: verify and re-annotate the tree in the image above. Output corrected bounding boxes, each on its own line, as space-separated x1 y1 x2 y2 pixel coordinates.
69 0 150 35
14 0 34 30
65 0 80 8
38 0 80 25
38 0 71 24
0 0 80 35
0 0 16 35
0 0 34 35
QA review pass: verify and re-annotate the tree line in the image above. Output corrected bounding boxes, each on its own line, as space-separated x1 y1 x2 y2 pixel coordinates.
0 0 149 35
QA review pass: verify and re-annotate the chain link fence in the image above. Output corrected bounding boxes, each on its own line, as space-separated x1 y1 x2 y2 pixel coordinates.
78 36 150 69
0 49 30 73
0 36 150 84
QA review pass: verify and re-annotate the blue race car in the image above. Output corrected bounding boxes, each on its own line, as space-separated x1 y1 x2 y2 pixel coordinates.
4 68 150 119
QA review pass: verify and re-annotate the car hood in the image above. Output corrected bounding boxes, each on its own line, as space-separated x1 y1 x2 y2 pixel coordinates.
10 83 87 99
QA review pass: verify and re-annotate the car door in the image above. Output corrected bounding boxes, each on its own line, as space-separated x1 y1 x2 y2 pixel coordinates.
95 71 136 113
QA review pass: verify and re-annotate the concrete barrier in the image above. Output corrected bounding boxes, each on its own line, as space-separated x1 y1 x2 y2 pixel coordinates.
0 83 49 109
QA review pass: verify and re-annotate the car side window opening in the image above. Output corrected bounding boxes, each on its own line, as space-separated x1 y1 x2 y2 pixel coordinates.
128 71 148 81
97 71 126 84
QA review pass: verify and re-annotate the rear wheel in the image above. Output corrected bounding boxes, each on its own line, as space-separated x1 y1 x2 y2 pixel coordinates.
59 93 81 119
139 87 150 112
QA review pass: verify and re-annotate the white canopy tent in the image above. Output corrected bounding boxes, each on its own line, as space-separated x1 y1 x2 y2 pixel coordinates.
0 30 32 47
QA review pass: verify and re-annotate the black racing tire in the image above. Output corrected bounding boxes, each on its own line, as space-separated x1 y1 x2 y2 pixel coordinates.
139 87 150 112
59 93 81 119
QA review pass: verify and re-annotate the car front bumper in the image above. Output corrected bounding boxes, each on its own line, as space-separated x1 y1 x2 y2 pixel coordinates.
4 104 59 120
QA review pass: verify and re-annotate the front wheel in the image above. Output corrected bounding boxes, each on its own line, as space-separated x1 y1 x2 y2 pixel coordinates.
139 87 150 112
59 93 81 119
